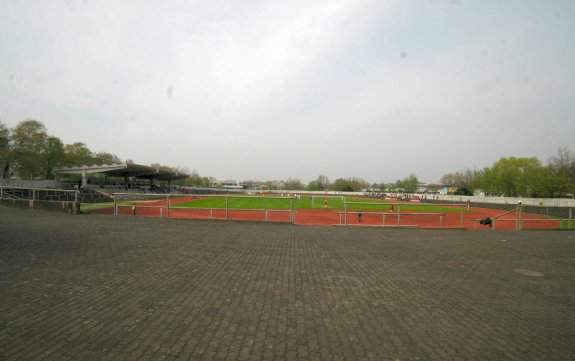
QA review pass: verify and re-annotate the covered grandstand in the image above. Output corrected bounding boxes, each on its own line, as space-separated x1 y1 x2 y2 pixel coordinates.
52 163 188 192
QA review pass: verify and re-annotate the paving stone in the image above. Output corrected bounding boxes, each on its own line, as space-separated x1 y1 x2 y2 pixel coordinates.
1 207 574 360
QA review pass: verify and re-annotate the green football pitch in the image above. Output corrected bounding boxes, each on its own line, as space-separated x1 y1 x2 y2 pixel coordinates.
173 196 465 212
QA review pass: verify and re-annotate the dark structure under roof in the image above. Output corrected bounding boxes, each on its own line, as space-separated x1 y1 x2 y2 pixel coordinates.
52 163 188 187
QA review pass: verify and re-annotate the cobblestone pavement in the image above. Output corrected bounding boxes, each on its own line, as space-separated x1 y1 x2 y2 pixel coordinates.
1 207 574 361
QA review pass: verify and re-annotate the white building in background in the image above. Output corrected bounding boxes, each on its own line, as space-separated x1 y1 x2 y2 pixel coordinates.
222 180 245 189
208 179 247 189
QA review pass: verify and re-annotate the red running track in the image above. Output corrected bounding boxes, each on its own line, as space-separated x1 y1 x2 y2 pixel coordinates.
90 198 561 230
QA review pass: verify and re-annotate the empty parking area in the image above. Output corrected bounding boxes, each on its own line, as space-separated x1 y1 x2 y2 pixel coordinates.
1 207 574 360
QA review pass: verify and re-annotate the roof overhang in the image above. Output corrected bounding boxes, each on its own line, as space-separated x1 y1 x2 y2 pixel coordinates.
52 163 188 181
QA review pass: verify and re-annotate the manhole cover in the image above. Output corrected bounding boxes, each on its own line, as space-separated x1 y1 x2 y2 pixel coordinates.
513 268 545 278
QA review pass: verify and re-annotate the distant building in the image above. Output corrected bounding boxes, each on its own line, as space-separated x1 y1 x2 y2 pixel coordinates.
209 179 247 189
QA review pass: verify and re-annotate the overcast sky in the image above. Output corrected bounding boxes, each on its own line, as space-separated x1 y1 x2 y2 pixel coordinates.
1 0 574 184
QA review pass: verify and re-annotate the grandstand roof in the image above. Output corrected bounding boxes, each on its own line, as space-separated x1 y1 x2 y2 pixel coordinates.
52 163 188 181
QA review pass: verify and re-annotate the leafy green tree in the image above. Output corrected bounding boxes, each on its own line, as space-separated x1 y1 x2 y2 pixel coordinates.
401 173 419 193
331 177 369 192
11 120 48 179
93 152 121 165
0 121 11 179
42 136 65 179
332 178 354 192
528 165 570 198
64 142 93 166
307 180 323 191
476 157 545 197
474 167 495 195
499 157 542 197
3 119 122 180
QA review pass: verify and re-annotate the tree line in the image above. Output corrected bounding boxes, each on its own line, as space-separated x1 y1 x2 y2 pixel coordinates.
439 149 575 198
0 120 381 191
0 119 123 180
2 119 573 197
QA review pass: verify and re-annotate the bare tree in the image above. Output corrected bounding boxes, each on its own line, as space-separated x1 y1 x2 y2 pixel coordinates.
549 147 575 197
317 174 330 190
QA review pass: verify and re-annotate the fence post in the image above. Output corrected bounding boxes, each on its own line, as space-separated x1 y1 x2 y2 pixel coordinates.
460 205 464 229
382 213 386 226
569 208 573 229
114 194 117 215
290 198 294 222
440 214 444 228
167 194 171 218
344 204 348 226
516 204 522 230
397 205 401 227
226 196 229 220
265 210 268 222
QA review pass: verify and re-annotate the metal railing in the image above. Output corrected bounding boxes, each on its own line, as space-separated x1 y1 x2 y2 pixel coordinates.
435 194 575 208
112 193 297 223
0 186 79 202
341 202 466 229
338 210 446 228
472 205 574 230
